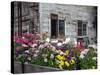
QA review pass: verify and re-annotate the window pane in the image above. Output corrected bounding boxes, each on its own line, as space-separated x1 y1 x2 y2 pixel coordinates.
59 20 65 36
78 20 82 36
83 24 86 29
83 31 86 35
78 20 82 28
82 23 87 35
78 29 82 36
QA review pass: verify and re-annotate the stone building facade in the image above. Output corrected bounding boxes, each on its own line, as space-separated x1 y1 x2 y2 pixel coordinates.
13 2 97 44
39 3 97 43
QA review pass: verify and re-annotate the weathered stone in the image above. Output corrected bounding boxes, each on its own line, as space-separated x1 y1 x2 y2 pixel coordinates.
14 62 62 73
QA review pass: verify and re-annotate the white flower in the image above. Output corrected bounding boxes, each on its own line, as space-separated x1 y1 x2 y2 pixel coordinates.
51 40 58 43
55 50 59 53
33 53 38 57
50 54 54 59
42 54 48 57
28 57 31 61
74 38 77 46
55 60 60 64
31 44 37 48
92 66 95 69
81 49 89 55
22 37 25 39
44 42 50 47
45 38 50 42
88 44 97 50
44 58 48 62
25 50 29 53
35 50 39 53
24 62 28 64
57 42 62 46
51 46 56 51
65 38 71 44
79 54 85 59
22 44 28 47
62 41 66 44
60 51 66 55
81 51 85 55
84 49 89 52
92 57 97 60
39 44 44 49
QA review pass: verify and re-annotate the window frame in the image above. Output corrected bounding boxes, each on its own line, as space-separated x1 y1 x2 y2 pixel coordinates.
77 20 87 36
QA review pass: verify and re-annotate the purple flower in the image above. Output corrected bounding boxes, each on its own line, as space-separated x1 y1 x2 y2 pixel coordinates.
69 48 72 53
68 48 74 57
65 56 71 61
56 46 60 50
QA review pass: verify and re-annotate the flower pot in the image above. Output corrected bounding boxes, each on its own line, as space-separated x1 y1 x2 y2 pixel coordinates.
14 62 62 73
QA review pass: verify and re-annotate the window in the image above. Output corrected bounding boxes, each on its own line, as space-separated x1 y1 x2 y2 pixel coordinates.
59 20 65 36
51 14 58 38
51 14 65 38
78 20 87 36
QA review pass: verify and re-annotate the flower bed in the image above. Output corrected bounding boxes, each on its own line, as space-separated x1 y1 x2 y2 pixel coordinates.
13 32 97 72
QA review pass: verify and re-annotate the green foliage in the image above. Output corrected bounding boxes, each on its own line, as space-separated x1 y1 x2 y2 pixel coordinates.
15 54 25 62
78 48 97 69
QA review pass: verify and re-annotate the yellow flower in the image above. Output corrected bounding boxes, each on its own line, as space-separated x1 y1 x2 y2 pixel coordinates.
56 55 65 60
59 64 63 69
55 59 60 64
60 60 64 65
59 60 64 69
56 55 60 58
70 59 75 65
58 50 62 53
65 50 69 56
55 50 60 53
65 61 70 67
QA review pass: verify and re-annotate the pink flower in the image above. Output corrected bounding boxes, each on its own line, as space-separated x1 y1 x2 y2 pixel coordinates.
31 44 37 48
15 38 23 44
22 38 29 44
39 44 44 49
28 42 33 46
23 32 32 38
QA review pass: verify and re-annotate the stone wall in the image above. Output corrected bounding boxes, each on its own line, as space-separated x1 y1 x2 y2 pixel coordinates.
39 3 97 43
14 62 62 73
13 2 97 43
